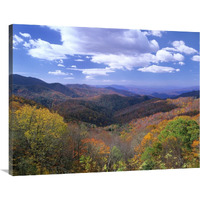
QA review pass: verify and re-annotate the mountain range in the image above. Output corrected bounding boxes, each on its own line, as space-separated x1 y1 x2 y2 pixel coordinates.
10 74 199 126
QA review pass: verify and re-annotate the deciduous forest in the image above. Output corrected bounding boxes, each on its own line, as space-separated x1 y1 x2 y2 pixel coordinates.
9 75 199 175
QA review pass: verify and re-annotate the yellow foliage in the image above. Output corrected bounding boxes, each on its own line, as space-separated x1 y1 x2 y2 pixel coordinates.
15 105 67 139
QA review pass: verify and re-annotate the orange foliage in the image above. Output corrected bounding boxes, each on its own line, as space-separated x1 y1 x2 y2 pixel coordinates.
82 138 110 155
191 140 199 157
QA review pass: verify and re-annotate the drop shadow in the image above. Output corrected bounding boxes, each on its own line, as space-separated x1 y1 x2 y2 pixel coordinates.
1 169 9 174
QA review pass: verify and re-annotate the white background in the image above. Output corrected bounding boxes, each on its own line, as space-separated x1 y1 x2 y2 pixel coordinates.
0 0 199 199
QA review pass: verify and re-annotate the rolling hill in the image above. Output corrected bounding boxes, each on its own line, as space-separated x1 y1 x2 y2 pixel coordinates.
54 94 152 126
9 74 199 127
66 84 126 97
174 90 199 99
114 98 177 123
10 74 140 108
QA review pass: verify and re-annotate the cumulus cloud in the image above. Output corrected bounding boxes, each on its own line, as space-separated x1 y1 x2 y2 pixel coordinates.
23 41 31 48
191 55 200 62
27 39 67 61
172 41 197 54
75 59 84 62
14 27 161 75
143 30 164 37
48 70 72 75
91 53 157 70
173 53 184 61
57 59 63 63
81 68 115 76
15 26 198 76
49 27 159 56
85 76 95 80
19 32 31 38
13 35 23 47
57 64 65 67
156 49 184 63
178 62 185 66
138 65 180 73
90 48 184 71
67 67 115 79
164 41 197 55
70 68 115 76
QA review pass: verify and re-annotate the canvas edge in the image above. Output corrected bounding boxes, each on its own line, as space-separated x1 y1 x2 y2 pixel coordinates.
9 24 14 176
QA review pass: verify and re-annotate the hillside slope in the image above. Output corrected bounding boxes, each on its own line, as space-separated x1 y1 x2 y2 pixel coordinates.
174 90 199 99
10 74 139 108
54 94 151 126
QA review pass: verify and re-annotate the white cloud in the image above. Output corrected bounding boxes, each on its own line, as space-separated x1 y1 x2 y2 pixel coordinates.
48 26 159 55
67 67 115 79
138 65 180 73
173 53 184 61
191 55 200 62
19 32 31 38
81 68 115 76
27 39 67 61
89 48 184 71
91 53 157 70
23 41 31 48
48 70 72 75
151 30 163 37
156 49 184 62
91 50 183 71
178 61 185 66
16 27 198 79
13 35 23 47
172 41 197 54
75 59 84 62
143 30 163 37
85 76 95 80
15 27 161 75
57 59 63 63
156 50 173 62
164 41 197 55
57 64 65 67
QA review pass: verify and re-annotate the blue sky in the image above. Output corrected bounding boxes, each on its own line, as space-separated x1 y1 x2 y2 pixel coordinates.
12 25 199 87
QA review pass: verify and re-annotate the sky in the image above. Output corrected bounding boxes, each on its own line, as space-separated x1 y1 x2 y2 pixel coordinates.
12 24 199 87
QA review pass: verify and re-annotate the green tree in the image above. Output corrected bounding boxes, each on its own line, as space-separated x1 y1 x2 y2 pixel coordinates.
139 116 199 170
108 146 125 171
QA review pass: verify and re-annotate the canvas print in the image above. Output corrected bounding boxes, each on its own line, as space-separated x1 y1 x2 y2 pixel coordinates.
9 24 199 175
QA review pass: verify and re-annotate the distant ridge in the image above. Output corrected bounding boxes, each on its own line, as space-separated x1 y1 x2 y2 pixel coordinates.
105 86 136 97
151 92 176 99
174 90 199 99
10 74 143 108
11 74 47 86
11 74 79 97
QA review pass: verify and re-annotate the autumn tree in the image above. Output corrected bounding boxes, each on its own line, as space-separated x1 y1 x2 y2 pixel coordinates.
130 116 199 170
79 138 110 172
158 116 199 168
10 105 67 175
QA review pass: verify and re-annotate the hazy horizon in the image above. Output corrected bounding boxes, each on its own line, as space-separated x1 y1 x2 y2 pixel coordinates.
11 73 199 93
